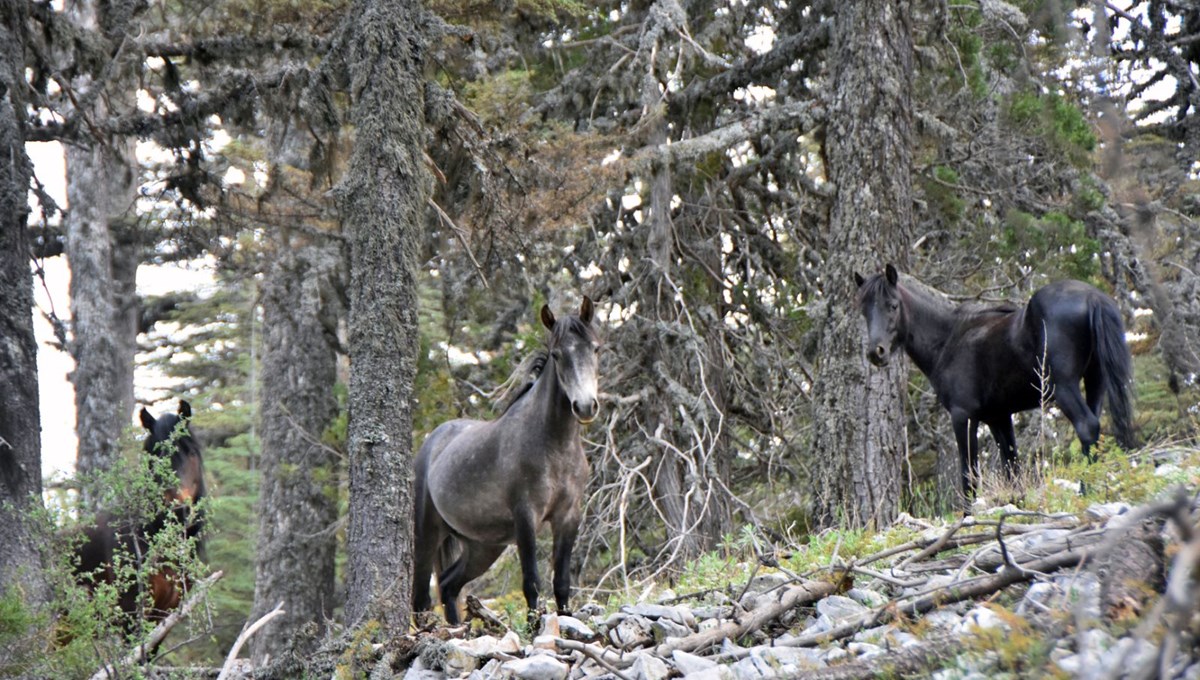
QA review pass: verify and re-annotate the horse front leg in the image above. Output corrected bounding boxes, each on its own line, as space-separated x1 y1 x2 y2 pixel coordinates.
951 410 980 502
513 505 541 616
551 517 580 616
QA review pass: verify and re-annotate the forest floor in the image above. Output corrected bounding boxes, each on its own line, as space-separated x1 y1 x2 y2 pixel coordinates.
116 443 1200 680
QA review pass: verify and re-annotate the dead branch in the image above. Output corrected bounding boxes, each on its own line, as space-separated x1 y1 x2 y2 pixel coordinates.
654 579 839 656
216 601 286 680
89 570 224 680
554 639 635 680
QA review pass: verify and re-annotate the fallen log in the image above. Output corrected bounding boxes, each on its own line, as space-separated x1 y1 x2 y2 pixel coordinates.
654 579 839 656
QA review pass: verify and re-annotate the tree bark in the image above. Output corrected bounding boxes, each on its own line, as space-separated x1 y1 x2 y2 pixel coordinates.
0 3 49 605
64 0 142 482
809 0 915 529
339 0 429 629
250 199 342 660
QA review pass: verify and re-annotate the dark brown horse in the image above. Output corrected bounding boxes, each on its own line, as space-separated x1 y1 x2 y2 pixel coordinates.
413 297 600 624
855 265 1134 498
74 400 207 640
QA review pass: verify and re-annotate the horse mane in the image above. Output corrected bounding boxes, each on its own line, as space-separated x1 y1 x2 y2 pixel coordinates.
493 349 548 414
492 313 596 414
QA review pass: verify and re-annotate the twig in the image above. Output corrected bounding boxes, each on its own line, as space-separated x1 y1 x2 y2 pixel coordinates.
89 570 224 680
554 639 634 680
215 600 286 680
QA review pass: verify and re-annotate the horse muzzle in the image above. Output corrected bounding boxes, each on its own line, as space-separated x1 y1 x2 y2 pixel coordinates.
573 398 600 424
866 345 890 367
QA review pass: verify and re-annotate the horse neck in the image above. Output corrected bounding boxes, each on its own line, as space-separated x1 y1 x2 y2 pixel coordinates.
527 356 578 444
897 282 957 376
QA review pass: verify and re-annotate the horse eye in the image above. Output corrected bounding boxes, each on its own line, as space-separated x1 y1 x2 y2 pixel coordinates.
890 302 899 311
551 349 563 361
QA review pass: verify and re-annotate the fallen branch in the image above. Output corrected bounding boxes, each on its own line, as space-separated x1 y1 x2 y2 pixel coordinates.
554 639 634 680
89 570 224 680
801 633 967 680
654 579 839 656
216 600 286 680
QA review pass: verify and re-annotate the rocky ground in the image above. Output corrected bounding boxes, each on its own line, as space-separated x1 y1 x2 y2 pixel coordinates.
392 450 1200 680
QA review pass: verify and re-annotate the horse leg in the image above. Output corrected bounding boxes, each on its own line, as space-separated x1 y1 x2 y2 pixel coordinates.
411 487 445 616
987 416 1019 481
513 506 543 616
551 517 580 616
1055 381 1100 462
437 541 505 625
951 410 980 501
1084 364 1104 419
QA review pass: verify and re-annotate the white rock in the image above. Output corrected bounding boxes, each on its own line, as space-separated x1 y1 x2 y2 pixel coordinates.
502 655 569 680
759 646 825 670
630 654 670 680
921 609 964 631
532 635 559 651
672 650 718 674
815 595 868 627
681 668 733 680
651 617 692 641
540 613 561 638
1155 463 1182 478
957 606 1009 633
557 615 596 641
609 616 654 649
621 604 697 627
496 631 523 654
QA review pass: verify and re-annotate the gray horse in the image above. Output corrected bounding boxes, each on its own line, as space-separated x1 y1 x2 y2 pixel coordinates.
413 296 600 624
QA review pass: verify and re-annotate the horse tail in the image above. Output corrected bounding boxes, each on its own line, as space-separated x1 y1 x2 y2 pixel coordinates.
1091 298 1136 449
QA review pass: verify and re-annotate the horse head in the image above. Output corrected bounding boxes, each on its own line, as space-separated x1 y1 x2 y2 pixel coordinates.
140 400 206 506
853 263 905 367
540 296 601 424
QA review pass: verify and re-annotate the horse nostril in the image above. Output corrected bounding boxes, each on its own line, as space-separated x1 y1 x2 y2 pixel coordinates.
875 346 886 358
590 398 599 415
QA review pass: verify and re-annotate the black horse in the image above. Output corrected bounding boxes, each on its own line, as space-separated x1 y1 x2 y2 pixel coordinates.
855 265 1134 498
75 400 207 638
413 297 600 624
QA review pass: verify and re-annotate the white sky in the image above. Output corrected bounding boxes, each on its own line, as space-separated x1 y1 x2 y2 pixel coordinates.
29 142 215 482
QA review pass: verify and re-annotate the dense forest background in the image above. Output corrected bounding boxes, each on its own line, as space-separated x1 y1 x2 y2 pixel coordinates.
1 0 1199 675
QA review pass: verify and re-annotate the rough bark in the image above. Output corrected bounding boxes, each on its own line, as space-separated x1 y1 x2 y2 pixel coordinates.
810 0 915 529
339 0 429 629
0 3 49 604
64 0 142 481
250 235 341 663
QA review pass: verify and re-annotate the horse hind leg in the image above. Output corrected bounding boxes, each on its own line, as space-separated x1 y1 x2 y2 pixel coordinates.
1055 380 1100 462
437 542 506 625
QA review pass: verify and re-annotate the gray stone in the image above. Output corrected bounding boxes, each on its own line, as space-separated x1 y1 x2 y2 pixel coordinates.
672 650 718 675
502 656 570 680
1086 502 1131 521
1053 572 1102 620
815 595 868 628
1054 653 1081 675
730 652 773 679
921 609 964 631
576 603 605 618
1016 581 1060 616
846 642 885 659
651 617 692 641
442 641 482 675
745 572 790 593
691 606 731 620
846 587 887 608
558 615 597 641
496 631 523 654
852 624 895 643
469 660 502 680
630 654 670 680
697 618 722 632
759 646 825 671
820 647 848 665
608 616 654 649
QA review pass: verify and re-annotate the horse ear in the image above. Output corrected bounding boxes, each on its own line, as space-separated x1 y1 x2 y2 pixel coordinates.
140 407 155 431
580 296 594 324
178 400 192 419
540 304 556 330
885 264 899 286
854 272 866 288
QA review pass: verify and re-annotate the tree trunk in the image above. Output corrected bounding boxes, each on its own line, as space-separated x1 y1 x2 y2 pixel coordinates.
809 0 915 529
0 5 49 604
339 0 429 629
250 239 341 663
64 0 142 482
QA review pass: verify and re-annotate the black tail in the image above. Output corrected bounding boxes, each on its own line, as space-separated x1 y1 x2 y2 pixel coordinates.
1091 299 1136 449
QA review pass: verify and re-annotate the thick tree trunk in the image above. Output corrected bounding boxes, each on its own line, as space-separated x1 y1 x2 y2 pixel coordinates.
0 6 49 604
810 0 915 529
339 0 429 629
250 240 341 663
66 140 139 480
64 0 142 481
